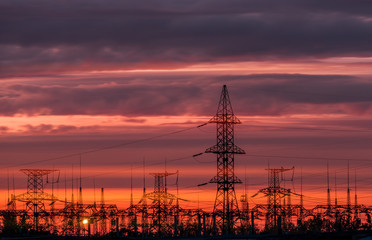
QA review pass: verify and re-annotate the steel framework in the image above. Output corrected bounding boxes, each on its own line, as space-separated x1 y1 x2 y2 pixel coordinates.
205 85 245 234
139 171 179 236
252 167 297 231
3 86 372 237
14 169 59 231
2 166 372 237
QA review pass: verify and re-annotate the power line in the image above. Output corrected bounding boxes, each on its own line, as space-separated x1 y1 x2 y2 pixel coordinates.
6 122 208 169
240 124 372 133
245 154 372 162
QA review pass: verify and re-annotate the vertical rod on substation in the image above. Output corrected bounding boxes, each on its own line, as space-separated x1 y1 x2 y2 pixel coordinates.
346 161 351 225
134 215 138 236
355 168 358 219
174 214 178 237
142 158 147 239
34 203 38 231
347 161 351 207
93 177 96 206
71 164 74 205
13 174 15 196
130 165 133 207
101 188 104 205
203 212 207 236
7 170 9 203
115 217 119 237
327 161 331 209
277 215 282 235
250 211 255 235
65 172 67 206
79 154 82 204
300 168 303 220
334 171 337 206
198 213 201 237
213 213 217 236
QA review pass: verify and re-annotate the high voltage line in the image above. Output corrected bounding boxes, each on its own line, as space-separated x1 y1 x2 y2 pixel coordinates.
5 122 208 169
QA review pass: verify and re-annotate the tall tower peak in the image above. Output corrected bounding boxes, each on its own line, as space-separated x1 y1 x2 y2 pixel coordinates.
205 85 245 234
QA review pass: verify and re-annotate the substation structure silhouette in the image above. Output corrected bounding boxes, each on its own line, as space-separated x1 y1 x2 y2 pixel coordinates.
0 85 371 237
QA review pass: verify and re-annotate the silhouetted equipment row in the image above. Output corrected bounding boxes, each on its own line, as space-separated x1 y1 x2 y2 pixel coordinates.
2 165 368 237
1 85 370 237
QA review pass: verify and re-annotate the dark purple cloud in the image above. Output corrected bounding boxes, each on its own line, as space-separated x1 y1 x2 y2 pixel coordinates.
21 124 101 134
2 74 372 116
1 82 204 116
1 0 372 77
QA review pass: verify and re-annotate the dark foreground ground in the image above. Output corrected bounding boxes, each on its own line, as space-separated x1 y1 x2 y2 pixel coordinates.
1 231 372 240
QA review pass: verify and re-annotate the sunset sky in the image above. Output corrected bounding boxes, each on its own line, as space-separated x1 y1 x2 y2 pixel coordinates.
2 0 372 211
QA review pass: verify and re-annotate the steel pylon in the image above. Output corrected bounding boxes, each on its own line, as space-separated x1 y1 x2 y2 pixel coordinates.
141 171 178 236
252 167 295 231
15 169 59 231
205 85 245 234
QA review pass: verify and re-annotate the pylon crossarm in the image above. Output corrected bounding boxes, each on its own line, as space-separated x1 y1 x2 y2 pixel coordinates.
209 176 218 183
14 192 60 202
20 169 58 176
209 176 242 184
208 115 242 124
253 187 292 197
144 192 178 201
205 145 245 154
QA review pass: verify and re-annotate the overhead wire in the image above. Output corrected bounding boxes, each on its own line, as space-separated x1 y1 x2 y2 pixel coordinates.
5 122 208 169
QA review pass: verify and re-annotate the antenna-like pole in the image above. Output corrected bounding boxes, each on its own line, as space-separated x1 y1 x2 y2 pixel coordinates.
267 161 270 186
101 188 105 206
244 167 247 195
7 170 10 203
334 171 337 206
143 158 146 195
71 164 74 205
12 173 15 196
300 168 303 207
355 168 358 220
327 161 331 209
52 165 55 197
165 158 167 193
93 177 96 206
355 168 357 207
79 155 82 189
79 155 82 205
130 165 133 207
64 171 67 204
176 170 179 210
347 161 350 207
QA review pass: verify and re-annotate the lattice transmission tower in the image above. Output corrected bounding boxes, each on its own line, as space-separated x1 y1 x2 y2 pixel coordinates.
205 85 245 234
15 169 59 231
140 171 178 236
252 167 295 230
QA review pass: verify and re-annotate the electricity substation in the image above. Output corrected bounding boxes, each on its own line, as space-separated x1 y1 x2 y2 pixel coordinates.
1 85 371 238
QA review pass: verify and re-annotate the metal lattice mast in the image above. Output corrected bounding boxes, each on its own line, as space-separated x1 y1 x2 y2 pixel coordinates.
205 85 245 234
146 171 177 236
17 169 58 231
252 167 294 230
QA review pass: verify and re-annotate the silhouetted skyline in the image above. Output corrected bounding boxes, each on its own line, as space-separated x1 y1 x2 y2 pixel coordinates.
1 0 372 213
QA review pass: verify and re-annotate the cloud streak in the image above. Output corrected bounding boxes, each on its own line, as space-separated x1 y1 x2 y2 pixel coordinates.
2 0 372 77
1 74 372 116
